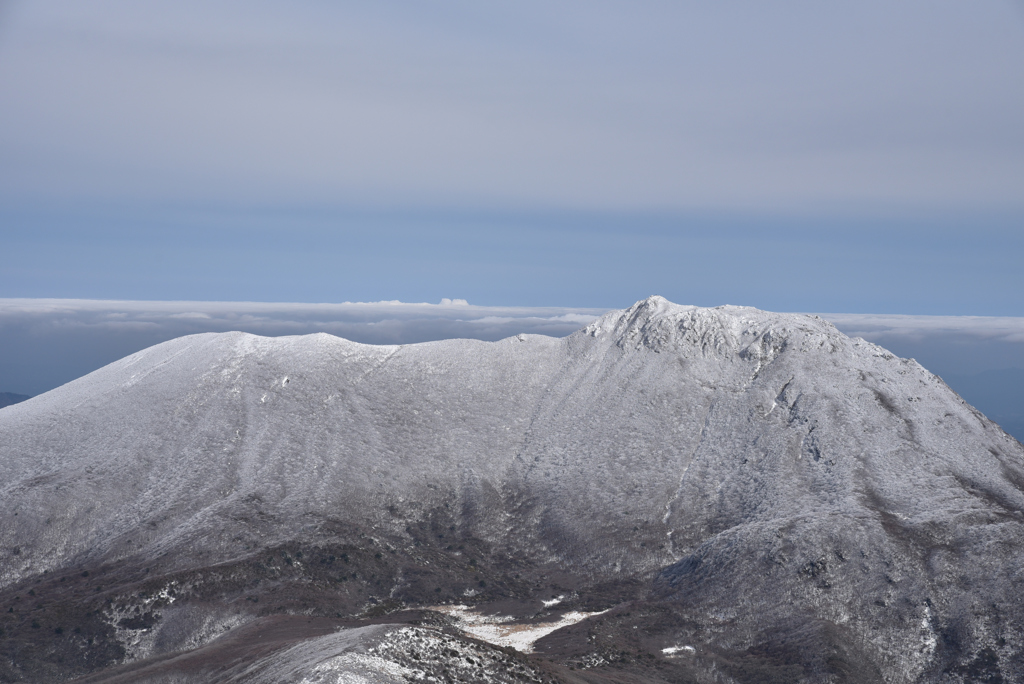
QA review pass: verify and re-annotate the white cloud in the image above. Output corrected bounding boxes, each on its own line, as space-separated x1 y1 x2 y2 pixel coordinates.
0 298 609 343
820 313 1024 344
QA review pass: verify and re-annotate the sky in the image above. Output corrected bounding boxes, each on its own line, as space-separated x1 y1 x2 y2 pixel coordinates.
0 1 1022 312
0 3 1022 438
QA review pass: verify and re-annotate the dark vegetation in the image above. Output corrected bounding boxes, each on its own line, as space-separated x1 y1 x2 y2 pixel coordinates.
0 516 913 684
0 518 652 683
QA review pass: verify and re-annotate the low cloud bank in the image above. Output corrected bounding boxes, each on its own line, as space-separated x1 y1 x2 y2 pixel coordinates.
1 299 1022 443
0 298 604 342
0 299 607 396
823 312 1024 344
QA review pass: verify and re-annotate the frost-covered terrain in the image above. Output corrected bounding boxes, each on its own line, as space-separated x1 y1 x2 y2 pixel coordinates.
1 296 1023 683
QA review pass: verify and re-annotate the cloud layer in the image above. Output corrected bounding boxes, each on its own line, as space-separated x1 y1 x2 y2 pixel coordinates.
824 312 1024 344
2 1 1022 211
0 297 604 342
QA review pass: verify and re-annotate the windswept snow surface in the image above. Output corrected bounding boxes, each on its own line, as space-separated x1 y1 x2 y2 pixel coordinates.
2 296 1024 682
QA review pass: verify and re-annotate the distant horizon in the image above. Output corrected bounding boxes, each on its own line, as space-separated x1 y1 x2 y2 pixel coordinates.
4 205 1023 317
6 293 1024 318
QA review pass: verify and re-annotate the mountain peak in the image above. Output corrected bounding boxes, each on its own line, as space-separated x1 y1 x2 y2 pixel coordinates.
580 296 841 362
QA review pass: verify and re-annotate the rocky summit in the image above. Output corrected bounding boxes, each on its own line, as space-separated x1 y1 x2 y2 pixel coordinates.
1 296 1022 683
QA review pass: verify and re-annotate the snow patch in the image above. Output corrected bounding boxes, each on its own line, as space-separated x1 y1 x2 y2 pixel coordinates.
919 606 937 656
429 604 607 653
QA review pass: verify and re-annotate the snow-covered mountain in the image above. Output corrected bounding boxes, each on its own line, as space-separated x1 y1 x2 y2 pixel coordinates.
1 296 1022 683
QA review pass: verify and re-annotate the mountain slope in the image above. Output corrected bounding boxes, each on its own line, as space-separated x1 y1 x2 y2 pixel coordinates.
1 296 1022 683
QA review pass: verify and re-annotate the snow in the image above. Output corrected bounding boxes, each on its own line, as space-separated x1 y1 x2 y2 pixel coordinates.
234 624 549 684
428 604 607 653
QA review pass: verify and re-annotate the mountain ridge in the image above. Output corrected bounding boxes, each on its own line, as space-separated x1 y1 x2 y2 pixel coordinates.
1 296 1022 683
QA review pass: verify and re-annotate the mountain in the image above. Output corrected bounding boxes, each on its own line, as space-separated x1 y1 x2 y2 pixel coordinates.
1 296 1022 683
0 393 30 410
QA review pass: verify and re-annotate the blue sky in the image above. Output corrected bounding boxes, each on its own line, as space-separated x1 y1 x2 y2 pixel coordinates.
1 1 1023 313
